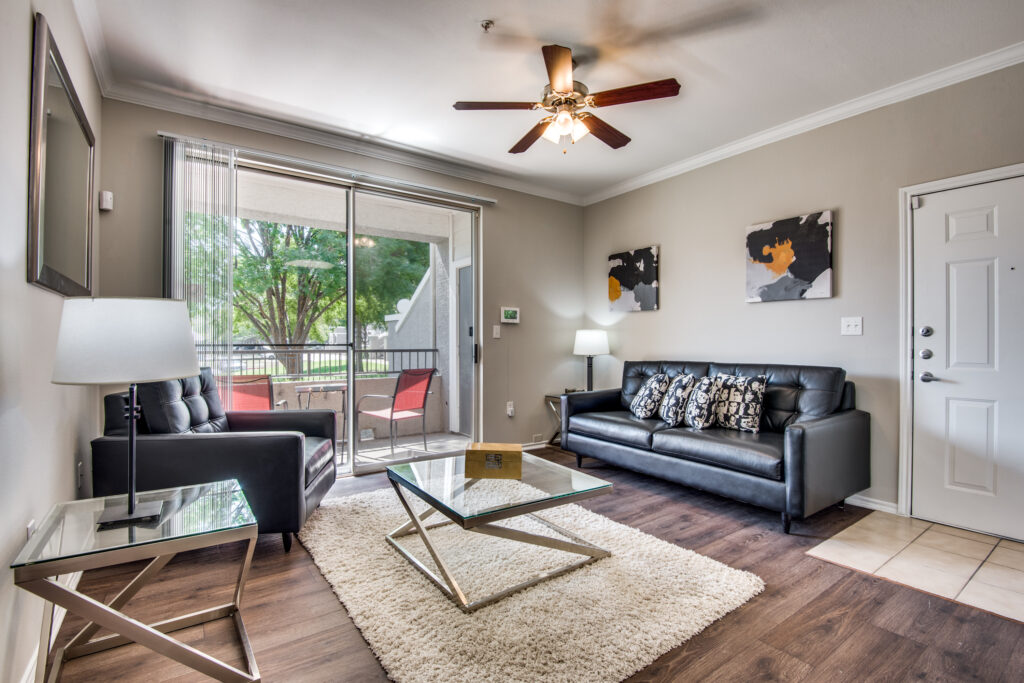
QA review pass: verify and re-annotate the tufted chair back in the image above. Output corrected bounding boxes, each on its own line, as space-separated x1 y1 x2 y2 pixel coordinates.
104 367 229 436
620 360 848 432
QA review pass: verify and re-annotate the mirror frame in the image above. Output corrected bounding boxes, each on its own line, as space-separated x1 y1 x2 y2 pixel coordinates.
28 12 95 297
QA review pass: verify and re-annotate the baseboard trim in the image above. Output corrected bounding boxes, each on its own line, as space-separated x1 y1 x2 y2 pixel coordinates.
522 441 550 452
845 494 899 515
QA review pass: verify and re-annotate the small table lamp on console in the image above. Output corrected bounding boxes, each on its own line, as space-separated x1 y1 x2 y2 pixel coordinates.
573 329 609 391
52 298 200 525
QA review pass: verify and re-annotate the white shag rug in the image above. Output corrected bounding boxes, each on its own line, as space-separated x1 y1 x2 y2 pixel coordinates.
299 486 764 683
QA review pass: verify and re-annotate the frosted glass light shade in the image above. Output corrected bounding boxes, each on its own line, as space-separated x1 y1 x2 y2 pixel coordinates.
52 298 200 385
573 329 609 356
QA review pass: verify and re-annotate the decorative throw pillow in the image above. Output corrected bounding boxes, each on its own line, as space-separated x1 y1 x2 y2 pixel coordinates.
629 373 670 419
658 374 698 426
684 375 723 429
714 374 768 433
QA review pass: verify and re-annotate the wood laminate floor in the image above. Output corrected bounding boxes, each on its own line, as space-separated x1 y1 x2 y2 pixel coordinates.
51 448 1024 681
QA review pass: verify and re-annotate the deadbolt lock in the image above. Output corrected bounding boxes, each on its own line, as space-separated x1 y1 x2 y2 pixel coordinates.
919 326 934 337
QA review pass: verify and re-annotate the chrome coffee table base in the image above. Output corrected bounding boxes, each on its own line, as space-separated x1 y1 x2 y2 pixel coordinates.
386 479 610 613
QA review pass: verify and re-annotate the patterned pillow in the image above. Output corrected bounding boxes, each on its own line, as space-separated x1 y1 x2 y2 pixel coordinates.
658 374 698 426
714 374 768 433
684 376 723 429
629 373 670 419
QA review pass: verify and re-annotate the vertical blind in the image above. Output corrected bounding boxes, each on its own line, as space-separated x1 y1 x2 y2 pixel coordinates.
163 138 235 390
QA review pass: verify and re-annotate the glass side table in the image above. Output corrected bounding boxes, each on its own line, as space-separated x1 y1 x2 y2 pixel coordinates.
12 479 260 683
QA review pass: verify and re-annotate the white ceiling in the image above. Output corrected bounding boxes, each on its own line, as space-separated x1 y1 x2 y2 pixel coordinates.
74 0 1024 204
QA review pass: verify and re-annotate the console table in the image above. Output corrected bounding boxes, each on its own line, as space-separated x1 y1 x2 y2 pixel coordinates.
12 479 260 682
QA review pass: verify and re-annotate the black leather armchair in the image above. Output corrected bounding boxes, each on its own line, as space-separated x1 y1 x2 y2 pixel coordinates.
92 368 337 551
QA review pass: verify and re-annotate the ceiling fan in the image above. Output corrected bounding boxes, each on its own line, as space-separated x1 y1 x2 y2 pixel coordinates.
453 44 680 153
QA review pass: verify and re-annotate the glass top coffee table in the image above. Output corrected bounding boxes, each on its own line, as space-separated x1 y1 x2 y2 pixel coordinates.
386 452 613 612
12 479 260 682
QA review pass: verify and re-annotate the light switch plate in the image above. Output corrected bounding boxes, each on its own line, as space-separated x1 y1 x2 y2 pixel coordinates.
492 324 501 339
841 316 863 336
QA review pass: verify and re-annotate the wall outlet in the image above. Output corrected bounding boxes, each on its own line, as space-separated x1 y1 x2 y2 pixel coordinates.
841 316 863 336
506 401 515 417
492 324 501 339
532 433 543 443
26 519 36 541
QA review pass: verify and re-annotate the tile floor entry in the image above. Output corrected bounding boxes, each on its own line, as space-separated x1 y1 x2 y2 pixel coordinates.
807 511 1024 623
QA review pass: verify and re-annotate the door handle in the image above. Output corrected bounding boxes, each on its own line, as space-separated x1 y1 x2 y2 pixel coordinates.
919 371 941 383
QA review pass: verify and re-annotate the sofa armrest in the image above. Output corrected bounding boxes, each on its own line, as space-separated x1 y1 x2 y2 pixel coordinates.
92 431 307 533
561 388 621 449
784 409 871 518
227 409 336 442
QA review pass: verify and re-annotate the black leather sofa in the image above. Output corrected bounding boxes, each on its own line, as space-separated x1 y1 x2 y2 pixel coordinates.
92 368 337 551
561 361 870 532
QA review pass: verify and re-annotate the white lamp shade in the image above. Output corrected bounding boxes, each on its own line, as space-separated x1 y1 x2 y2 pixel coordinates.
573 329 609 356
52 298 200 385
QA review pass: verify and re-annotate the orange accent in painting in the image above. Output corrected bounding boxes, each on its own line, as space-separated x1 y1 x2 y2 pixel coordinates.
609 276 622 301
760 239 795 276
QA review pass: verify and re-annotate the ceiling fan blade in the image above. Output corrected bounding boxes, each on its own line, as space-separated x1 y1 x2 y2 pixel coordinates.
541 44 574 93
580 115 631 149
453 101 537 111
509 121 550 154
589 78 681 107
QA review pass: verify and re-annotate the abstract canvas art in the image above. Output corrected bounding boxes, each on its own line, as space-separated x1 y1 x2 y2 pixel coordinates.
609 245 659 311
745 211 832 302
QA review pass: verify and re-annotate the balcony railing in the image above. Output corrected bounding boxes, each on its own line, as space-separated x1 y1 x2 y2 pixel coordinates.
196 344 438 380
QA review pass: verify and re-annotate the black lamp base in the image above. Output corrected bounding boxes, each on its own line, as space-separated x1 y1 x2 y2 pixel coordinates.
586 355 595 391
97 500 163 526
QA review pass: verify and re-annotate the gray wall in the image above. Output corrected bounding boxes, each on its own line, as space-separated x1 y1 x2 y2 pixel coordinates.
98 99 586 446
0 1 102 680
582 62 1024 506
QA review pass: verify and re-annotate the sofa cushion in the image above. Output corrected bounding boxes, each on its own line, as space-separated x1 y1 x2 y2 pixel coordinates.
138 367 229 434
708 363 847 431
630 373 670 419
684 376 723 429
304 437 335 486
568 411 669 449
621 361 712 409
651 428 785 480
659 374 698 426
714 374 767 433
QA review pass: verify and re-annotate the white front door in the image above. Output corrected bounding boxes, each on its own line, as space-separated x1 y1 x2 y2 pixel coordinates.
911 175 1024 540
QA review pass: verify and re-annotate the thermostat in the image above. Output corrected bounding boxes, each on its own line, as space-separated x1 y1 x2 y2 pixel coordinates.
500 307 520 324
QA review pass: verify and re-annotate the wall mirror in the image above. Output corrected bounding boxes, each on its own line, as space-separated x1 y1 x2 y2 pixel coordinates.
28 13 95 296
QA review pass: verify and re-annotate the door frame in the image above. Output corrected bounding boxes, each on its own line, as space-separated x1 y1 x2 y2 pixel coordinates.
897 161 1024 516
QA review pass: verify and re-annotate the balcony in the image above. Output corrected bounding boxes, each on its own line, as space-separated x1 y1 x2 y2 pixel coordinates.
198 344 469 473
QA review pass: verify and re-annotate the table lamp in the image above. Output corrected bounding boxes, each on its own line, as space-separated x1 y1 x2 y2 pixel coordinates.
52 298 200 524
573 329 609 391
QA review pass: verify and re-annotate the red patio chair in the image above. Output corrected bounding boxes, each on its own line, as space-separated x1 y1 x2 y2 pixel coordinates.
220 374 289 411
356 368 435 455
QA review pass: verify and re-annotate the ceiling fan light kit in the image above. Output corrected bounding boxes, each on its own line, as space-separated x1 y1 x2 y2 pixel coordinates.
453 44 680 154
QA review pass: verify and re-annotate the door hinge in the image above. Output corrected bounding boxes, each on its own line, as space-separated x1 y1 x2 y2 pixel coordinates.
910 196 922 209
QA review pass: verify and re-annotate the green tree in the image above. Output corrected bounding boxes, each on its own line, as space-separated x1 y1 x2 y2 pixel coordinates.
232 219 429 374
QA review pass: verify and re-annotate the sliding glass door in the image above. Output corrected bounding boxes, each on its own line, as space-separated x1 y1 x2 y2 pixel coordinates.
167 138 479 476
350 191 476 473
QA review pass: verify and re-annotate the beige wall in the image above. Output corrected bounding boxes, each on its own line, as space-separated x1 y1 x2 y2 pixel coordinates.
0 1 101 680
582 62 1024 505
98 100 585 446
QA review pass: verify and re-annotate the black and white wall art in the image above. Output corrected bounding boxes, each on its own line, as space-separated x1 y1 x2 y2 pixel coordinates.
745 211 833 302
609 245 659 312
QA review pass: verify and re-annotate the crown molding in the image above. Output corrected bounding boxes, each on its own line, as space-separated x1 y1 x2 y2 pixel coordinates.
101 83 586 206
582 40 1024 205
